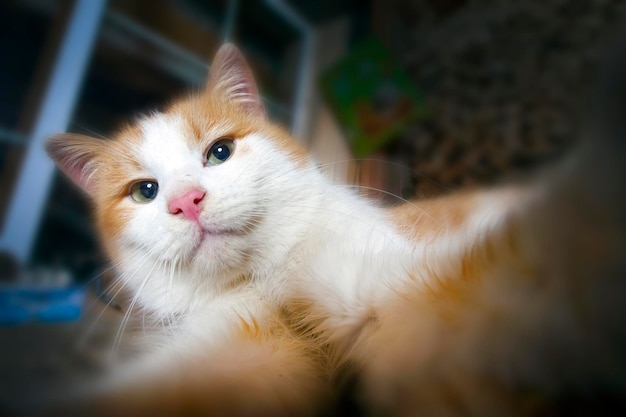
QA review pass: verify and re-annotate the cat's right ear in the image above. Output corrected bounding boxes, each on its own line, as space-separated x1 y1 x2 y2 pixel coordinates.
207 43 266 118
46 133 106 197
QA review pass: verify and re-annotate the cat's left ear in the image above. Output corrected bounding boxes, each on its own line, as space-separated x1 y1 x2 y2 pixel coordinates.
207 43 266 118
45 133 107 197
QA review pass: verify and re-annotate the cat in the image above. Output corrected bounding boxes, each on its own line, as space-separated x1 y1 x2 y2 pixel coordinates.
44 44 333 417
43 41 626 417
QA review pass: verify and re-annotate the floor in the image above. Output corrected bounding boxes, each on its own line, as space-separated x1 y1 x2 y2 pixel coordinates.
0 290 124 414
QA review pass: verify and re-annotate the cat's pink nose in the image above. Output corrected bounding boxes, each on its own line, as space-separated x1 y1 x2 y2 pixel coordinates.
168 188 206 222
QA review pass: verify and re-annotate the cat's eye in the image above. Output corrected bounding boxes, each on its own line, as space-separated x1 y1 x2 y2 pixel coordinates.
206 138 235 165
130 181 159 203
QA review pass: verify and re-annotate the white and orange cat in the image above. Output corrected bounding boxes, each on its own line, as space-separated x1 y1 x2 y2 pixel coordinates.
43 43 626 416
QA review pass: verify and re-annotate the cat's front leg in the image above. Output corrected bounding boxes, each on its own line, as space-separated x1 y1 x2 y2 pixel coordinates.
43 304 331 417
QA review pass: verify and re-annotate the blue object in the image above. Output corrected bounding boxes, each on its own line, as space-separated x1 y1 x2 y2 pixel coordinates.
0 285 85 325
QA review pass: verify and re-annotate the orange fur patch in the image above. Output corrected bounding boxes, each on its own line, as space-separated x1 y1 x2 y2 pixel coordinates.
388 191 477 240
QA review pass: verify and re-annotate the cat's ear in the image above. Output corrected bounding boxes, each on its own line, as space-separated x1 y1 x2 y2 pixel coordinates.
207 43 266 118
46 133 106 197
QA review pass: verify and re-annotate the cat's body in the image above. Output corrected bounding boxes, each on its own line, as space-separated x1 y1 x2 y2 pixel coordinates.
42 44 626 416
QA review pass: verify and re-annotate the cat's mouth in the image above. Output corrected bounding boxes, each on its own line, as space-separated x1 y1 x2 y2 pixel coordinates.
199 215 261 238
201 227 241 236
191 216 260 251
189 226 246 254
196 224 250 243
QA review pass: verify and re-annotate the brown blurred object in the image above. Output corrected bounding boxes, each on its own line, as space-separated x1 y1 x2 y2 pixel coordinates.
371 0 626 198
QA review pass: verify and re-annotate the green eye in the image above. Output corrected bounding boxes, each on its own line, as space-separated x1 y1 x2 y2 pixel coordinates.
130 180 158 203
207 138 235 165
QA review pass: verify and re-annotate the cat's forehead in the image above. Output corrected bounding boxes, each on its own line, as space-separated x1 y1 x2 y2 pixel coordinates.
122 112 228 168
138 112 232 149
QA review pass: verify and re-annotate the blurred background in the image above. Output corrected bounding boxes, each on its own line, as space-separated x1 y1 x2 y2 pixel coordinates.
1 0 626 411
1 0 625 315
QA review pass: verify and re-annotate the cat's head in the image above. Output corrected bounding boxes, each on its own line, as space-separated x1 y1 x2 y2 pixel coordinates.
46 44 317 313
